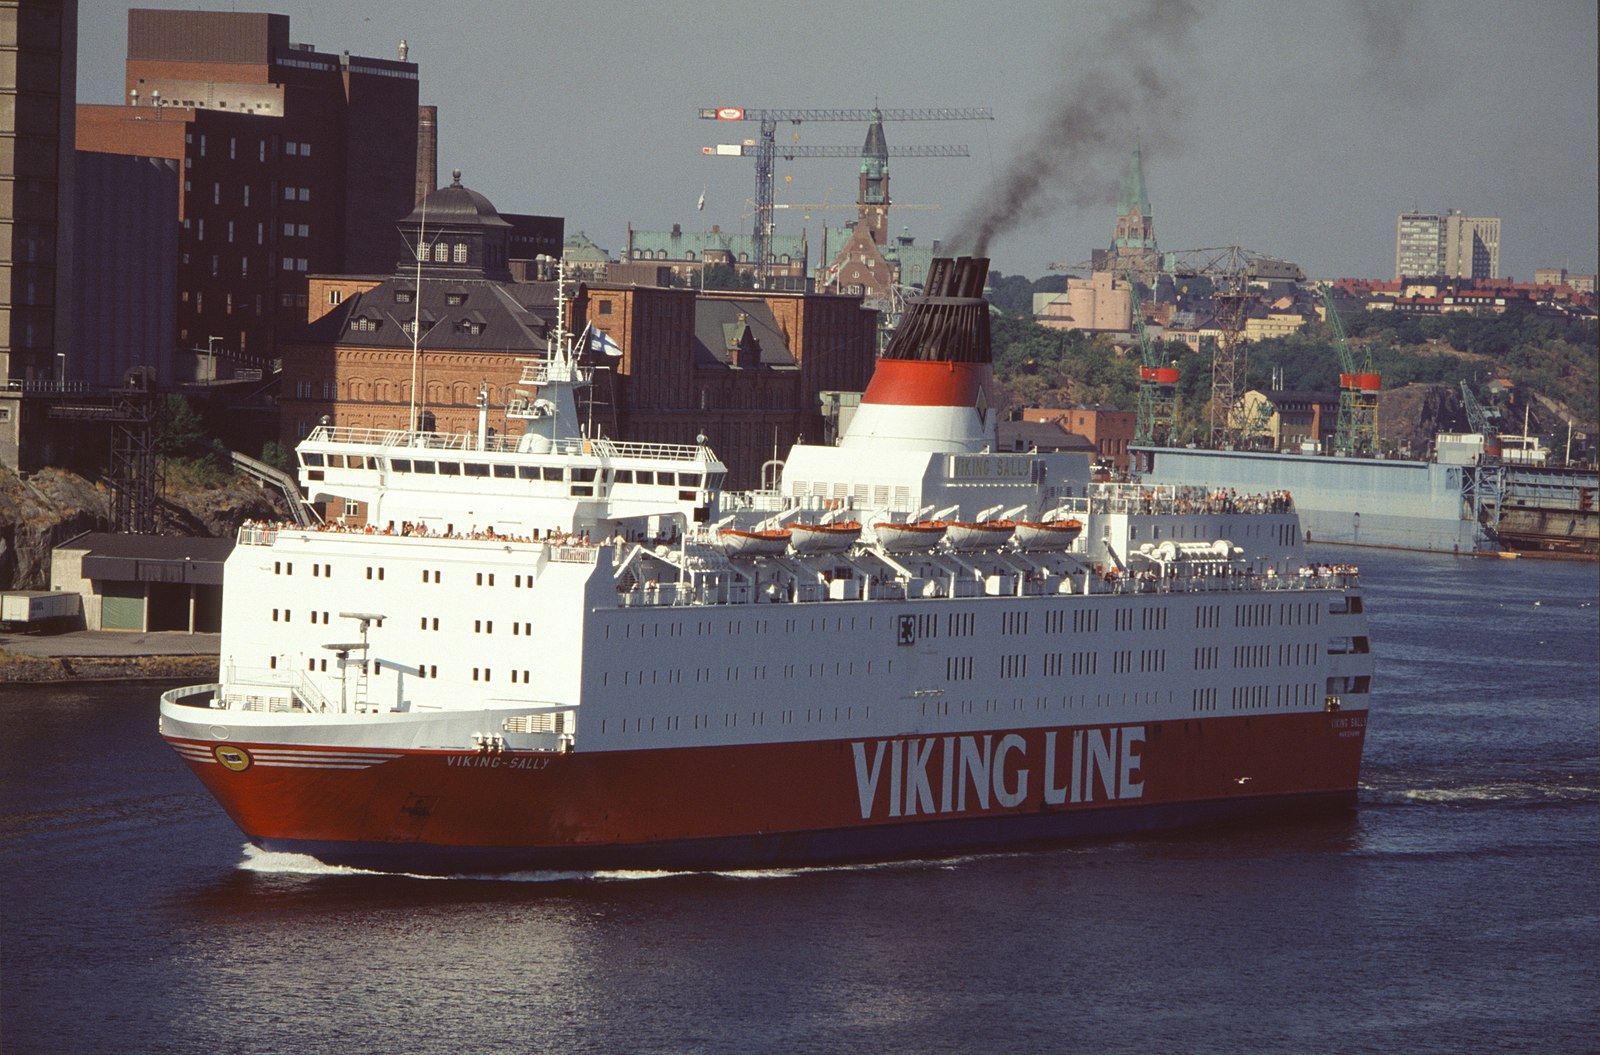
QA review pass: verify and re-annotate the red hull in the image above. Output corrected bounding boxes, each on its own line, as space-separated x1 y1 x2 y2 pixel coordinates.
166 710 1367 871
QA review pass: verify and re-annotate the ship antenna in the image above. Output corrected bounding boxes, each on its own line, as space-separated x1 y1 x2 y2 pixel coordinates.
408 195 427 434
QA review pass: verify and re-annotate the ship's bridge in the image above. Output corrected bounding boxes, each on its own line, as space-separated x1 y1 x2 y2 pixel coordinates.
296 425 725 538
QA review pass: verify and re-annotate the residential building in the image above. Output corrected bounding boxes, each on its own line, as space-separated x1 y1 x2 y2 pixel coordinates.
76 9 423 380
577 283 878 487
1244 297 1311 341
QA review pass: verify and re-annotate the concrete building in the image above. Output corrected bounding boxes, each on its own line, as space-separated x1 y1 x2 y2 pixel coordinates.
1248 388 1338 451
76 9 423 381
51 532 231 631
1 0 78 467
1034 270 1133 334
1395 209 1500 280
1534 267 1596 294
997 419 1097 456
72 152 179 387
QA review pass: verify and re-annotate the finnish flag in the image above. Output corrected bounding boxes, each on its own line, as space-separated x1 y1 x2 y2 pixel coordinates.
589 326 623 357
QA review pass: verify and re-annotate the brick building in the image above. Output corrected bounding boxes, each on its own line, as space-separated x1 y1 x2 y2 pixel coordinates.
1023 405 1135 471
283 178 878 489
75 9 423 378
575 283 878 487
279 175 556 444
817 110 937 306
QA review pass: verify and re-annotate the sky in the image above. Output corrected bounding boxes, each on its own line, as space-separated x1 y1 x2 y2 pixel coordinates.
77 0 1599 283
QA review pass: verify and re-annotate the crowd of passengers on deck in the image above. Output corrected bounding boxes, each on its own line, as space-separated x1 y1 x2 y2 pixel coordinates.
239 519 599 547
1115 487 1294 515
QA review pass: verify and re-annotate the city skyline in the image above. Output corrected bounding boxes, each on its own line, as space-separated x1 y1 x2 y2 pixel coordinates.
77 0 1599 283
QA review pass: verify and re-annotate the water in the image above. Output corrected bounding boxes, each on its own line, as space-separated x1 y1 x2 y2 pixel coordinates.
3 548 1596 1054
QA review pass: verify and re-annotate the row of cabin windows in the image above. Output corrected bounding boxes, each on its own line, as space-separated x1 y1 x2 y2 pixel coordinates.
605 598 1335 644
604 659 890 687
610 613 872 640
272 561 331 577
599 703 850 738
301 451 703 490
272 609 321 623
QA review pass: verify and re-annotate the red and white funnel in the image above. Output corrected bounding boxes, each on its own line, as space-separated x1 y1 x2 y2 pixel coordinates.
840 257 995 453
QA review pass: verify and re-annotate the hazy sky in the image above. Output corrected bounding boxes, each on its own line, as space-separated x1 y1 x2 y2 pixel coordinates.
78 0 1599 282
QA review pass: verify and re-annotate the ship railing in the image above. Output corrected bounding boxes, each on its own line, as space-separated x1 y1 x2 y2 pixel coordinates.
498 707 578 753
161 683 220 710
237 524 279 546
221 665 336 714
301 424 710 464
549 545 598 564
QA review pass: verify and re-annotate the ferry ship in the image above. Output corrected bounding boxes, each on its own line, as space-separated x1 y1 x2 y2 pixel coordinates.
159 257 1374 873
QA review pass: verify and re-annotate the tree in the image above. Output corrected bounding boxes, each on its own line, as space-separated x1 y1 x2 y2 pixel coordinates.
155 395 205 457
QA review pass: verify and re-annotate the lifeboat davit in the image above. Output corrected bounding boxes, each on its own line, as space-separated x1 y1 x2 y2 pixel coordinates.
872 521 948 552
788 521 861 553
717 528 791 557
1011 518 1084 551
944 520 1016 550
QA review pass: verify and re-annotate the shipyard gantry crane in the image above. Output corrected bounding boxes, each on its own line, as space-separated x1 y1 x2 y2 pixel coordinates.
1050 246 1301 450
698 106 992 285
1459 380 1502 458
1320 285 1380 456
1162 247 1303 449
1126 275 1178 458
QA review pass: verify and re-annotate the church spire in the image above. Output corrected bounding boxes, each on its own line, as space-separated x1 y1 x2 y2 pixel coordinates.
857 108 891 244
1117 145 1152 219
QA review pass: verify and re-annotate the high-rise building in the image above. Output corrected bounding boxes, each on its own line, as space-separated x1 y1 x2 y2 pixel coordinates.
1 0 77 387
1 0 77 467
1395 209 1500 280
76 9 422 377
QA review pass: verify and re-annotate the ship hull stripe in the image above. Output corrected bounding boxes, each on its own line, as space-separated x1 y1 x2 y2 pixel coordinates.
254 788 1355 874
164 709 1367 873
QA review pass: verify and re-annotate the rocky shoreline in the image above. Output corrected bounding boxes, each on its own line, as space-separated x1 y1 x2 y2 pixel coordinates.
0 651 217 684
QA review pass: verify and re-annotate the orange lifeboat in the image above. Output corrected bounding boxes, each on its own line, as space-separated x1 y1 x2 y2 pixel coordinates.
872 521 948 552
717 528 791 557
788 521 862 553
944 520 1017 550
1011 518 1084 551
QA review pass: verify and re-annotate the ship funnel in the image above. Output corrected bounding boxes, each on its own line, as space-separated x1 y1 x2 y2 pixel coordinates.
879 255 992 365
840 256 995 453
